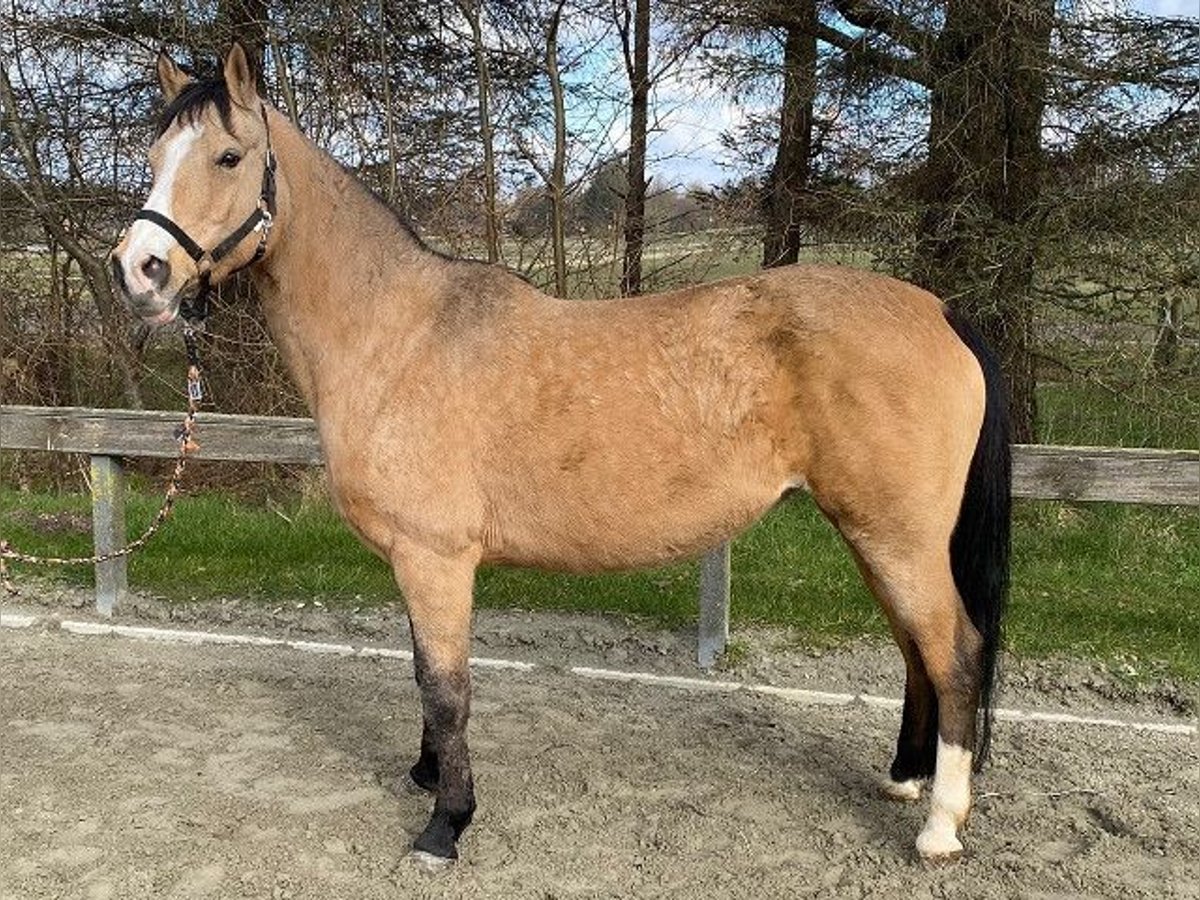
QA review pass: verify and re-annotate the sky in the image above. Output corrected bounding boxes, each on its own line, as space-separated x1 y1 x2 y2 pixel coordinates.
1142 0 1198 14
642 0 1199 188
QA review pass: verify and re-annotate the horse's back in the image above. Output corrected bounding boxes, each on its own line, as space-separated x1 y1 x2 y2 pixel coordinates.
447 263 984 570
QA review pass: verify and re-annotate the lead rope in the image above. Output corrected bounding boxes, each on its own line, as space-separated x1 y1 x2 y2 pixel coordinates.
0 327 205 596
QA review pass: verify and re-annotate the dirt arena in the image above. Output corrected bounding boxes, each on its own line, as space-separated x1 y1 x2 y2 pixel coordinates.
2 595 1197 899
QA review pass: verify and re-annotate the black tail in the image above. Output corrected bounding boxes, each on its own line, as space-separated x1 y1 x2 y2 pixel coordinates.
943 308 1012 770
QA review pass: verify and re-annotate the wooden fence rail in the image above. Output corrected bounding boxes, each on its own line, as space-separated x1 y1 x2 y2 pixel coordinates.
3 405 1198 666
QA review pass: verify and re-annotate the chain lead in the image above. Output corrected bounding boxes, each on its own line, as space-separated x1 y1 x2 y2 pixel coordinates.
0 335 204 592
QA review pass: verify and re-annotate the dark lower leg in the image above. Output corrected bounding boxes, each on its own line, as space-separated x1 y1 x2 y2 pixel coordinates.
842 546 940 789
410 726 440 793
890 653 939 783
392 541 480 862
936 626 983 753
411 651 475 859
408 619 439 793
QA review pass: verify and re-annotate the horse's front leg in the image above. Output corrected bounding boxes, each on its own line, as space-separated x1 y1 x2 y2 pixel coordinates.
391 540 479 864
406 619 441 794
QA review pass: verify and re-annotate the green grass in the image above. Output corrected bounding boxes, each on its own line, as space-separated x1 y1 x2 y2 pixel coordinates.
1038 379 1200 449
1007 502 1200 678
3 483 1197 680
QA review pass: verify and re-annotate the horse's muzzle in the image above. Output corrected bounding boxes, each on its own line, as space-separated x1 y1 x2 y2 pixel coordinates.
111 252 180 326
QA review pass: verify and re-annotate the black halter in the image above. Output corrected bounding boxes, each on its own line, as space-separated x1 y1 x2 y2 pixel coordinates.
134 104 277 323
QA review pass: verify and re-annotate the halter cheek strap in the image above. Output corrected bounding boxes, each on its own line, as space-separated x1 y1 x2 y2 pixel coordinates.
132 104 277 321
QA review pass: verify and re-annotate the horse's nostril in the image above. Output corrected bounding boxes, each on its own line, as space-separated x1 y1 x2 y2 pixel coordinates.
140 255 170 288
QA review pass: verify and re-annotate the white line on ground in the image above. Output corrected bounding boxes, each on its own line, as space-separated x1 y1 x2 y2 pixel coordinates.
60 620 283 648
2 611 1192 736
0 612 40 629
571 666 1196 735
991 707 1197 735
52 619 533 671
357 646 415 662
571 664 904 709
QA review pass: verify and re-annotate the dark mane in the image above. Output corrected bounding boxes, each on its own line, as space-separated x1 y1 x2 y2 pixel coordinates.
156 76 234 138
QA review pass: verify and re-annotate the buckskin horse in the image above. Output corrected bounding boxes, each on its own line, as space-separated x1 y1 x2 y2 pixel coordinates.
111 44 1011 866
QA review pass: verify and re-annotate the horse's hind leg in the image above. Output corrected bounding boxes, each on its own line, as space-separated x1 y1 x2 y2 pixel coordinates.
391 540 480 864
848 553 939 801
887 638 940 801
850 539 982 859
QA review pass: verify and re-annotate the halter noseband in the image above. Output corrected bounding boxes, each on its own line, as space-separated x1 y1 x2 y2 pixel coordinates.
133 103 277 322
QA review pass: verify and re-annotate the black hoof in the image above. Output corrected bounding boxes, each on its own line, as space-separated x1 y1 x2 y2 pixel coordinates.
413 822 458 862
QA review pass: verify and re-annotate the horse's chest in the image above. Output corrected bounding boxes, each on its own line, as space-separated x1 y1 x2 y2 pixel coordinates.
320 419 483 557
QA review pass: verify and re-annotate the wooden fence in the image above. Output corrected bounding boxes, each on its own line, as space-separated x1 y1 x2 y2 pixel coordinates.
3 404 1198 667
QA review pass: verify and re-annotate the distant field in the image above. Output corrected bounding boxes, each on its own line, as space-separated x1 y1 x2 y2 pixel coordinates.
434 228 881 298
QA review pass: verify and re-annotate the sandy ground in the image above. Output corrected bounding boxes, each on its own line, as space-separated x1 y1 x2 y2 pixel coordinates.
1 594 1197 899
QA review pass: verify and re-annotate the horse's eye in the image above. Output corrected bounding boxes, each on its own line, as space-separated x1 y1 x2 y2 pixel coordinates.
218 150 242 169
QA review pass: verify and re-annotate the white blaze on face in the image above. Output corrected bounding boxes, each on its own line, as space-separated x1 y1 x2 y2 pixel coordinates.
121 124 202 293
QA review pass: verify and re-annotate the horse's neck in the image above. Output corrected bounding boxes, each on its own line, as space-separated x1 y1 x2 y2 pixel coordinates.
252 110 437 410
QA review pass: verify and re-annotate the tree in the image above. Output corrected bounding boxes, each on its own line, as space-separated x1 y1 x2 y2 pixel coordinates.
766 0 1053 441
544 0 570 296
778 0 1195 441
616 0 650 295
666 1 824 269
0 36 144 407
913 0 1053 442
577 156 628 230
457 0 502 262
761 1 816 268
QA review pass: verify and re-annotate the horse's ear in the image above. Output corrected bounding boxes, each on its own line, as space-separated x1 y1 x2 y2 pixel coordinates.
223 41 258 108
156 50 192 103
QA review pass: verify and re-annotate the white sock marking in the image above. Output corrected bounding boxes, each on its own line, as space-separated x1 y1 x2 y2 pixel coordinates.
881 776 923 802
916 737 972 858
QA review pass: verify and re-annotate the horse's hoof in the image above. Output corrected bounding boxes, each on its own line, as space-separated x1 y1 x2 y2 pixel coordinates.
880 777 923 802
408 849 456 874
412 824 459 866
915 825 964 862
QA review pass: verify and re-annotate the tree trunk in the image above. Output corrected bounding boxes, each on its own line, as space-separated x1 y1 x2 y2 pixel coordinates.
266 29 300 123
378 0 399 203
762 9 816 269
912 0 1053 442
48 237 70 405
620 0 651 296
546 1 569 298
460 0 501 263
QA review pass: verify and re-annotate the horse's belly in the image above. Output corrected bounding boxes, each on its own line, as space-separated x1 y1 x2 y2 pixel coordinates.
482 468 792 572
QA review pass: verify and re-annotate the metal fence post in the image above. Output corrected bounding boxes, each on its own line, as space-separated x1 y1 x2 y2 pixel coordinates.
698 542 730 669
90 454 127 616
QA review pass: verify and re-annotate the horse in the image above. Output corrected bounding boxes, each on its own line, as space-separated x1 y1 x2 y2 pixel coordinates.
111 43 1011 867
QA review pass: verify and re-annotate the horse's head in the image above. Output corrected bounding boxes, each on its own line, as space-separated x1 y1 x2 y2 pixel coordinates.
112 43 276 326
